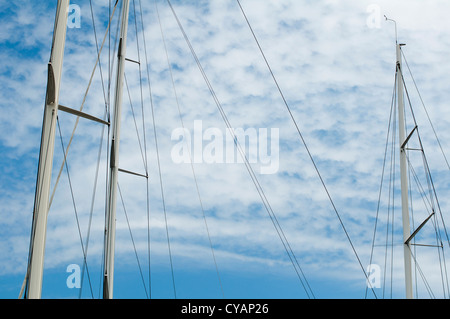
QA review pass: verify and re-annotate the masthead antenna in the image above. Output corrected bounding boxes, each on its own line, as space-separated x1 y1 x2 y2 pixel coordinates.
384 15 398 44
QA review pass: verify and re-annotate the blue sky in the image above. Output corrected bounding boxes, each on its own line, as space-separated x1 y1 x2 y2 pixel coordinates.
1 0 450 299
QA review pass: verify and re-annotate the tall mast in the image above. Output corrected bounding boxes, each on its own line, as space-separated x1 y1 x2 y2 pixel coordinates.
396 42 414 299
24 0 69 299
103 0 130 299
385 16 413 299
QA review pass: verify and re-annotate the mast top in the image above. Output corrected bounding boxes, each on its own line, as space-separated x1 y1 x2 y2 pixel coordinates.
384 15 398 44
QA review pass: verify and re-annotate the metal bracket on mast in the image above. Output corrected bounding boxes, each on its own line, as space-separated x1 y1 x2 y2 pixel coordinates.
400 125 418 150
58 104 110 126
405 212 435 245
125 57 140 64
118 168 148 179
46 63 56 105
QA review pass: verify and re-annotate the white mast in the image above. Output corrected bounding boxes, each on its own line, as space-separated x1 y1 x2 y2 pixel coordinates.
24 0 69 299
396 42 414 299
386 16 413 299
103 0 130 299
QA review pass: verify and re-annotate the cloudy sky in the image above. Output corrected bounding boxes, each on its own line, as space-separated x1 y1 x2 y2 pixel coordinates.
1 0 450 299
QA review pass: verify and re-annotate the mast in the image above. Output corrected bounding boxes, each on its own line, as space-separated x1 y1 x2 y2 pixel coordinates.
385 15 413 299
24 0 69 299
396 42 414 299
103 0 130 299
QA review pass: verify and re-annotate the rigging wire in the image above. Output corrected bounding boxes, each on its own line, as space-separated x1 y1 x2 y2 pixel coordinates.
409 247 436 298
387 94 397 298
154 0 225 298
140 4 179 298
401 50 450 171
165 0 314 299
366 71 397 299
121 71 151 298
56 117 95 298
400 66 450 297
379 83 397 298
136 0 153 298
78 105 109 299
124 73 147 168
48 0 120 209
89 0 109 105
150 64 178 299
121 0 180 299
117 182 149 298
78 0 119 299
399 66 450 249
103 0 154 299
235 0 374 298
405 154 448 298
132 0 152 298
